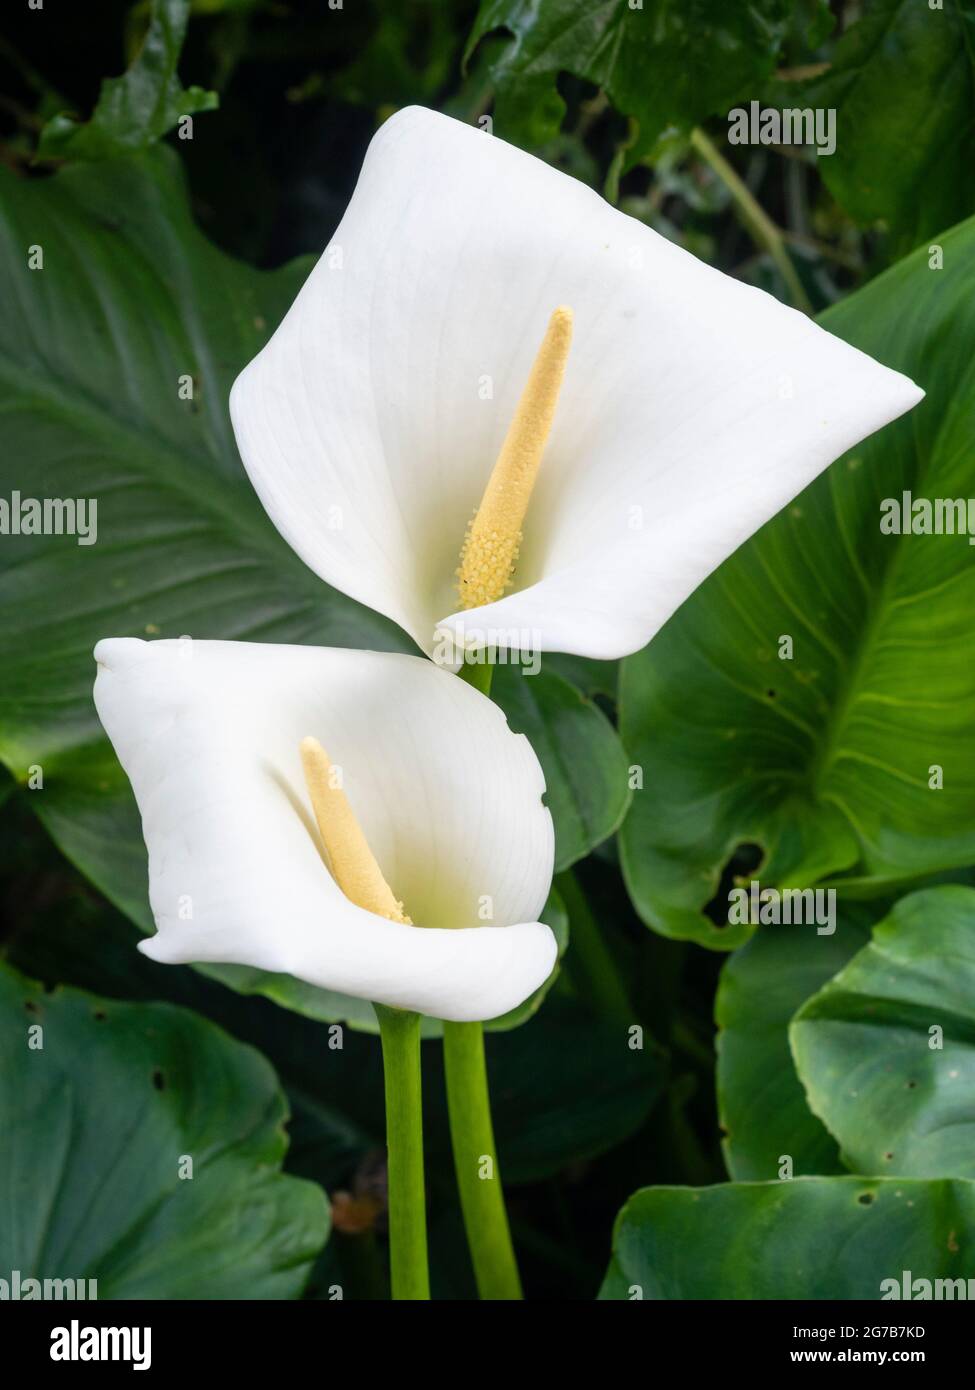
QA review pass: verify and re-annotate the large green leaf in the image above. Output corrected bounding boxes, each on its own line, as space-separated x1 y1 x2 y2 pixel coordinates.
620 217 975 948
600 1177 975 1299
0 962 327 1298
38 0 217 161
0 148 612 1024
492 665 630 872
716 908 872 1180
466 0 794 160
791 885 975 1180
774 0 975 254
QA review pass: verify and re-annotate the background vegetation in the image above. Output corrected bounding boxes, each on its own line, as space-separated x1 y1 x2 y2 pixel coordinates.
1 0 973 1299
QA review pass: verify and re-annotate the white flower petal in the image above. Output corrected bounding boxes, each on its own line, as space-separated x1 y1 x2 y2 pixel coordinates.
231 106 922 660
93 638 556 1022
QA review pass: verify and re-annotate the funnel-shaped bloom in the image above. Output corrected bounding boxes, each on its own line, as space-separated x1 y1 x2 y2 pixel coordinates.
93 638 556 1022
230 105 923 661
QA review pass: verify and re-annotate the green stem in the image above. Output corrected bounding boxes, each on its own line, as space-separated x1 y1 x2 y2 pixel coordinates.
688 127 813 316
555 868 633 1028
374 1004 429 1300
442 1020 522 1299
452 654 519 1296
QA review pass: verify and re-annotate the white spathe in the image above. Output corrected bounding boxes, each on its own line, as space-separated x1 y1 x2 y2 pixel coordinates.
93 638 556 1022
230 105 923 662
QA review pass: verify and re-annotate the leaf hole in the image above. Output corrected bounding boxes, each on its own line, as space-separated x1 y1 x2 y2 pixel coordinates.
703 841 764 927
152 1068 166 1091
858 1192 875 1206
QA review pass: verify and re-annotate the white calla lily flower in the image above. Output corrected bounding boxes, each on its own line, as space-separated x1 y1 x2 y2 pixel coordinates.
229 105 923 663
93 638 556 1022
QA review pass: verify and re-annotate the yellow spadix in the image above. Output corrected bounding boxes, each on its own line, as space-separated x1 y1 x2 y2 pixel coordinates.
300 735 411 924
456 306 573 610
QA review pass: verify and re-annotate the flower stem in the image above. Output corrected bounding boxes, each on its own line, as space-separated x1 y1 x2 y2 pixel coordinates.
688 127 813 316
442 1019 523 1299
452 656 521 1296
374 1004 430 1300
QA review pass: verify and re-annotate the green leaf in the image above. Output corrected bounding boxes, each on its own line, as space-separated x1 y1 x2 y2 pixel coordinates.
789 0 835 48
775 0 975 254
465 0 792 160
716 908 872 1180
600 1176 975 1299
791 885 975 1180
38 0 217 160
0 962 328 1298
544 653 619 702
620 217 975 948
492 665 631 872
